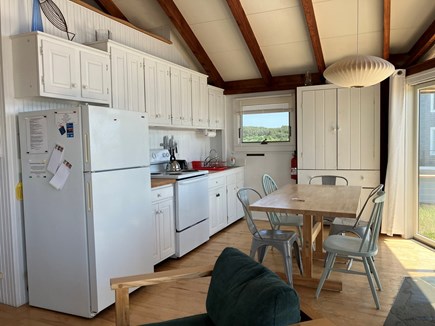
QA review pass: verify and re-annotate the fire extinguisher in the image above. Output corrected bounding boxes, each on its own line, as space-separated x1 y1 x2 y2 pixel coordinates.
290 151 297 182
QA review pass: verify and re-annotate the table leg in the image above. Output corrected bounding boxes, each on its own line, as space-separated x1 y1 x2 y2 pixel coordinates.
289 214 342 292
302 214 313 278
313 215 324 260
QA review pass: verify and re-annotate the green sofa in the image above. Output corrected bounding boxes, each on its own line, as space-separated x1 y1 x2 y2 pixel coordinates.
111 247 330 326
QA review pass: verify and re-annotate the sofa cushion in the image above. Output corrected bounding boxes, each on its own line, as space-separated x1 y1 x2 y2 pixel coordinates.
206 247 301 326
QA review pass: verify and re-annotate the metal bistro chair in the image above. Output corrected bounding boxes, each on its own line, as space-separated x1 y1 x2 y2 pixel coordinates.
315 190 386 309
262 174 304 244
309 175 349 225
237 187 303 287
330 184 384 238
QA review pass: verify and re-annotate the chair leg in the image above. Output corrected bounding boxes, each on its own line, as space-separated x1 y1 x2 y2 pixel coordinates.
367 256 382 291
257 245 268 263
297 226 303 246
250 240 260 260
280 244 294 287
362 257 381 309
292 240 303 276
316 252 336 299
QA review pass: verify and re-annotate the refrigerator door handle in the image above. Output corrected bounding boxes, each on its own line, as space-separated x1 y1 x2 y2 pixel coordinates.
86 181 92 212
84 133 90 164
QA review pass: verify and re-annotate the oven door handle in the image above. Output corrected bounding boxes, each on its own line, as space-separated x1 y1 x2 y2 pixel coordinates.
177 175 208 185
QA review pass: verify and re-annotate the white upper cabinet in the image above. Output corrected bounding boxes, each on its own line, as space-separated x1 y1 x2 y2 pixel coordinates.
88 41 144 112
170 66 192 126
337 86 380 170
208 86 225 129
192 74 209 128
12 32 110 104
145 57 172 125
297 84 380 170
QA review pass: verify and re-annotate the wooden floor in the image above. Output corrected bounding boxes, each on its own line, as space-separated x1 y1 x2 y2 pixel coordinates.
1 219 435 326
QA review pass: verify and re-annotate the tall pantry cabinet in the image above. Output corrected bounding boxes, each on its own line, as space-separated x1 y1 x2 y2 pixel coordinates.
296 84 380 216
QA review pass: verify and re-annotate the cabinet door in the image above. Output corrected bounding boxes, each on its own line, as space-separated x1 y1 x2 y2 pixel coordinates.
215 91 225 129
155 61 172 125
170 67 182 126
208 88 225 129
226 180 238 225
41 39 80 98
236 170 245 219
298 89 337 169
80 51 110 103
110 46 128 109
337 85 380 170
209 185 227 236
126 52 145 112
158 199 175 260
152 203 160 264
180 69 192 126
192 74 209 128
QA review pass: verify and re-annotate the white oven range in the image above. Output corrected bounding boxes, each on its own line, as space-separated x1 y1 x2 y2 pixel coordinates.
150 149 209 257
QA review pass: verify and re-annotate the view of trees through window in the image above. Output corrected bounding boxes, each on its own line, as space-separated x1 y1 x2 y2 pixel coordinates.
241 112 290 143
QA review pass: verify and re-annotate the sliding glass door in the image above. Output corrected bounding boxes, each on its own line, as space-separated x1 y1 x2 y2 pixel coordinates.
416 81 435 247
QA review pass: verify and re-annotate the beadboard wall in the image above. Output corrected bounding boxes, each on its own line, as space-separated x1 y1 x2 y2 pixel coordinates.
0 0 209 306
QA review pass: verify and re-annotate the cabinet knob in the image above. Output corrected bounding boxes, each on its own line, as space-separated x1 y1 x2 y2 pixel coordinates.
157 193 161 197
82 85 87 89
216 193 220 197
71 83 77 88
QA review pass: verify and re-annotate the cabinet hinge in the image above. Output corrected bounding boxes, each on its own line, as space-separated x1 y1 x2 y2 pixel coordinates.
106 64 109 71
40 45 43 56
107 88 109 94
41 75 44 85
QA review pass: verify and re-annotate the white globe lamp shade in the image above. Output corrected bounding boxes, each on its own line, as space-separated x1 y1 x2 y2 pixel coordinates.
323 55 395 88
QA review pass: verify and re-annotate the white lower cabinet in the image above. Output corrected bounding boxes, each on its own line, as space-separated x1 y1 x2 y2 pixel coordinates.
151 185 175 264
226 169 245 225
208 167 245 236
208 175 227 236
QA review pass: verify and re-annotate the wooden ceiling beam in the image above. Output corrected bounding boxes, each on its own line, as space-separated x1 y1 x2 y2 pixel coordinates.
300 0 325 73
403 20 435 67
156 0 225 88
225 0 272 85
407 57 435 76
383 0 391 59
223 73 324 94
93 0 129 22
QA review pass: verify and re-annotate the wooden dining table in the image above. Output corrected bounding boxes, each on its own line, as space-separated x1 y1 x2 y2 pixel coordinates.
249 183 361 291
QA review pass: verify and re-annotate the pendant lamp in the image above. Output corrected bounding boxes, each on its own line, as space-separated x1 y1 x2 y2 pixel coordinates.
323 0 395 88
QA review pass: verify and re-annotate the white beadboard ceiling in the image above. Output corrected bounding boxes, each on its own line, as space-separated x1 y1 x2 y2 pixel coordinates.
81 0 434 93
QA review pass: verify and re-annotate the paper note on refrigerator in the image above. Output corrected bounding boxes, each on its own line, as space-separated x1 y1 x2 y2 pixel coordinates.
47 144 64 174
49 160 72 190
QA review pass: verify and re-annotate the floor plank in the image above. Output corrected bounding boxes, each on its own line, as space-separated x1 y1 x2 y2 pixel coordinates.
1 219 434 325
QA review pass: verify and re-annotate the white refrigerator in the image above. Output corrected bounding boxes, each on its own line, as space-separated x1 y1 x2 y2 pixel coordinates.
18 105 153 318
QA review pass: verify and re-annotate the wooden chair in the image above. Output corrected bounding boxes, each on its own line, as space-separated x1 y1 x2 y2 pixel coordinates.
111 247 334 326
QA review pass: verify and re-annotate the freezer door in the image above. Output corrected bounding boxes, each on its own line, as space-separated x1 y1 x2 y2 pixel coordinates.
85 167 153 313
82 105 150 172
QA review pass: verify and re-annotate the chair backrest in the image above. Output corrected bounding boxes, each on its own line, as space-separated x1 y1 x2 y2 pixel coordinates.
237 187 273 237
261 175 283 227
262 174 278 195
352 184 384 227
358 190 386 253
309 175 349 186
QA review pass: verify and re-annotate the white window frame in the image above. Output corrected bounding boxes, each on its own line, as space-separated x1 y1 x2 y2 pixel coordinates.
233 95 295 152
430 127 435 156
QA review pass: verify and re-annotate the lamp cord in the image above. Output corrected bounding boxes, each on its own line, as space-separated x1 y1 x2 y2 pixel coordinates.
356 0 359 56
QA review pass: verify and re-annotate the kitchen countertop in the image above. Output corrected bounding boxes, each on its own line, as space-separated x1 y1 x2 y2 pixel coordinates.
151 178 176 188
